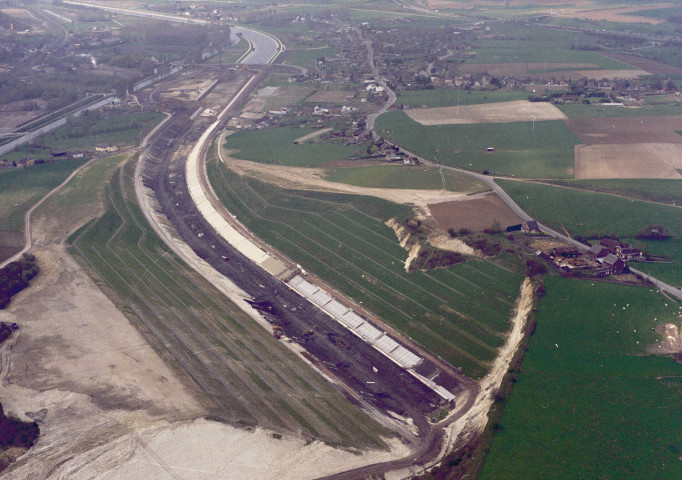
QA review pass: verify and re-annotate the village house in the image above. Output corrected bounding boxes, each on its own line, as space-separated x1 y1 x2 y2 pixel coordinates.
522 220 541 235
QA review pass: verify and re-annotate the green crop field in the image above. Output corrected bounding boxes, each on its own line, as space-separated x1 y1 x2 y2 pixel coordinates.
497 180 682 238
546 179 682 206
209 155 524 378
376 112 579 178
0 158 88 232
480 277 682 479
284 46 335 71
224 127 366 167
68 160 390 447
324 165 490 193
36 112 163 150
397 90 530 108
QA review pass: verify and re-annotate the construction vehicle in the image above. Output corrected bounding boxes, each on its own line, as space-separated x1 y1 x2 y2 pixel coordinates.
273 325 283 339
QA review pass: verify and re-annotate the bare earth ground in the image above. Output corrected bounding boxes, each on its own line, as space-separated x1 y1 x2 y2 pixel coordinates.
157 73 216 102
575 143 682 179
429 193 524 231
568 69 649 80
406 100 566 125
600 53 682 76
294 127 332 144
221 149 470 208
565 116 682 145
307 90 352 103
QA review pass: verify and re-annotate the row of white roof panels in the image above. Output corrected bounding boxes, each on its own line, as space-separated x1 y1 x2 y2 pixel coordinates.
286 275 423 369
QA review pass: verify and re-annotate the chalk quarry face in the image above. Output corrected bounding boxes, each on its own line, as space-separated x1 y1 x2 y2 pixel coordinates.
649 323 682 361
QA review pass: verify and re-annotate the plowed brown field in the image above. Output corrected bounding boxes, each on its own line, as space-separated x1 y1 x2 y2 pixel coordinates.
429 193 523 231
574 143 682 179
566 116 682 145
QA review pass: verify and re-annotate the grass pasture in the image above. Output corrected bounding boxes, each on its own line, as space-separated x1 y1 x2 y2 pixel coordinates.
496 180 682 239
209 157 524 379
480 277 682 480
546 179 682 207
224 127 366 167
68 160 390 447
376 111 579 178
35 112 163 150
283 46 335 71
324 165 490 193
0 158 88 232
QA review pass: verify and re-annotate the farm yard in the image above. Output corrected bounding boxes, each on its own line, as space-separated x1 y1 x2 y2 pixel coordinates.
479 278 682 479
68 160 391 447
405 100 567 125
376 111 579 178
208 158 525 379
496 179 682 285
429 193 523 232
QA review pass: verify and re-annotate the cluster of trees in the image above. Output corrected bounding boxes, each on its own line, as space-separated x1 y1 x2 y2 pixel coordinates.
636 224 670 241
0 254 38 310
0 403 40 471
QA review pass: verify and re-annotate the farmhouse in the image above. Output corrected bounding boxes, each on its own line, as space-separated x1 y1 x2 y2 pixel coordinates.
522 220 541 235
599 254 625 275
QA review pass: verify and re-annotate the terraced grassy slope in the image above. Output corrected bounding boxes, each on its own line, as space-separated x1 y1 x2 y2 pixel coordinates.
68 160 390 448
209 157 524 379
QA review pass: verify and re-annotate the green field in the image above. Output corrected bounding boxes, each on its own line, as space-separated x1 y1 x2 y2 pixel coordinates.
558 103 682 119
397 90 530 108
376 111 580 178
466 24 632 68
497 180 682 238
546 179 682 206
209 155 524 378
0 158 88 232
283 46 335 71
480 277 682 479
68 160 390 447
324 165 490 193
35 112 163 150
224 127 366 167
